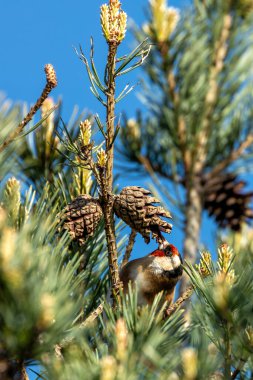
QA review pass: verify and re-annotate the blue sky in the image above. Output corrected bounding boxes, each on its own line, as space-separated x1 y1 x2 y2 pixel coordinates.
0 0 186 117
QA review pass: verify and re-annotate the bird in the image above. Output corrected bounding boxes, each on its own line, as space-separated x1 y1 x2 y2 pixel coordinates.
120 242 183 306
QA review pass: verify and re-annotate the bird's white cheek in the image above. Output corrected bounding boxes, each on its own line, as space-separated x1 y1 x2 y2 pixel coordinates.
151 256 182 272
171 255 181 269
149 261 164 275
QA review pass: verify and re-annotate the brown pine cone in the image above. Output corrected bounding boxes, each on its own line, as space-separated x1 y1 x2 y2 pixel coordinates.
61 195 103 245
113 186 172 243
203 173 253 231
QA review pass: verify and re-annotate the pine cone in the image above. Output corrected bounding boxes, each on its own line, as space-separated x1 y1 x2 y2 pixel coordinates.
61 195 103 244
203 173 253 231
113 186 172 243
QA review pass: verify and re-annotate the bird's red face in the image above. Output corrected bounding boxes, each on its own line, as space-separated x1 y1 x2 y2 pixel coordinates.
151 244 182 261
150 244 183 279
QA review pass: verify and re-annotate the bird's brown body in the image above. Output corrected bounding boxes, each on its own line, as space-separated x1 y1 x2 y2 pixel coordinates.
120 244 183 306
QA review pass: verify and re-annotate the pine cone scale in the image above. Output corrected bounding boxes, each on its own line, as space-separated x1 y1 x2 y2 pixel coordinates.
114 186 172 243
203 173 253 231
61 195 103 244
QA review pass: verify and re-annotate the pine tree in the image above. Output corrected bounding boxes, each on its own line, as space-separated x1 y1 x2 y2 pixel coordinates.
120 0 253 291
0 1 253 379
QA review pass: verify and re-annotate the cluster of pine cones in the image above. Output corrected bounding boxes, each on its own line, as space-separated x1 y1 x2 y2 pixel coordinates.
61 171 253 245
61 186 172 245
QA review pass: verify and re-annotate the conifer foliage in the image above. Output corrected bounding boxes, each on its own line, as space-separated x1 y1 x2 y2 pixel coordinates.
0 1 253 379
120 0 253 277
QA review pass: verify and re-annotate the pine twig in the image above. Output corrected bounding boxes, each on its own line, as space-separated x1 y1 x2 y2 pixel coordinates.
224 323 232 378
155 38 190 173
138 156 183 184
231 369 240 380
101 41 122 306
167 70 190 172
28 368 47 379
80 303 104 327
0 64 57 153
208 134 253 178
54 303 105 359
54 344 64 360
20 364 29 380
231 359 247 379
159 37 190 173
138 154 179 207
165 285 194 318
105 43 117 193
121 229 137 268
194 13 232 175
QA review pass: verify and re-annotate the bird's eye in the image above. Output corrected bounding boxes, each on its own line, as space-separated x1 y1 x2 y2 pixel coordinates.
166 250 173 257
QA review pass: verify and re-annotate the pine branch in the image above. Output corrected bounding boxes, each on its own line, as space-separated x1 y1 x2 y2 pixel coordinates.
224 323 232 378
105 43 117 192
137 154 180 207
138 154 183 184
20 364 29 380
167 69 190 172
194 12 232 175
181 182 202 272
0 64 57 153
165 285 194 318
208 134 253 178
98 0 138 306
156 38 191 174
231 359 247 379
101 41 122 305
54 303 105 358
28 368 47 379
121 229 137 268
54 344 64 360
81 302 104 326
